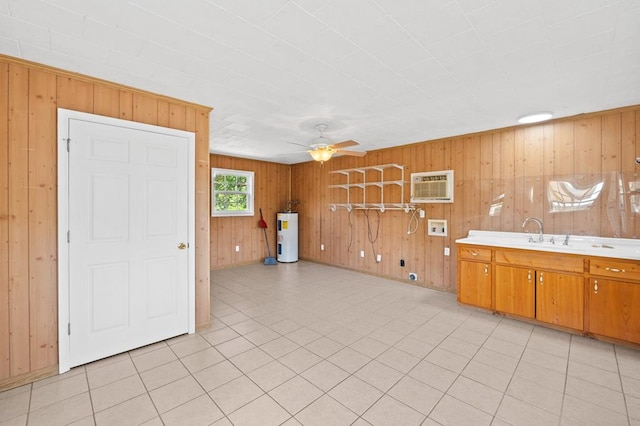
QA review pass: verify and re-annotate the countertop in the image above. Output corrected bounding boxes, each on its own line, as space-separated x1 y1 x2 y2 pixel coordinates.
456 230 640 261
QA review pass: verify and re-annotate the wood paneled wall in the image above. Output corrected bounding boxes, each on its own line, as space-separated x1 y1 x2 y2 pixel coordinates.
210 155 291 268
291 106 640 292
0 55 211 390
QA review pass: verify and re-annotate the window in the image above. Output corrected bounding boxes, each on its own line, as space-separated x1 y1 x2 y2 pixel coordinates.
211 168 254 217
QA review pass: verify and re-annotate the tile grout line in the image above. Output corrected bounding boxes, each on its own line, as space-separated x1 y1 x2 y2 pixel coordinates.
613 344 633 426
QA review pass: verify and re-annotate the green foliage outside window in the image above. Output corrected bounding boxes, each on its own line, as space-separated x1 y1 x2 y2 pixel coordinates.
211 169 254 216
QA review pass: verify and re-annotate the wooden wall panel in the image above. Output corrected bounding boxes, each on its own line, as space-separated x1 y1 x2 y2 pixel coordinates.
28 69 58 370
553 121 574 234
513 128 526 229
157 101 170 128
93 86 120 118
0 62 9 380
601 114 622 238
499 130 515 231
541 124 555 233
57 77 93 111
193 109 211 328
400 146 414 279
620 111 637 238
574 117 602 235
119 91 133 120
209 155 290 269
479 134 494 231
132 93 158 125
290 106 639 293
441 140 454 291
8 64 30 378
0 55 211 390
169 104 186 131
637 111 640 238
490 133 502 231
463 136 481 232
522 126 544 222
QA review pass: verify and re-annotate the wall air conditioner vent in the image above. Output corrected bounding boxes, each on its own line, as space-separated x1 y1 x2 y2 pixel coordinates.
410 170 454 203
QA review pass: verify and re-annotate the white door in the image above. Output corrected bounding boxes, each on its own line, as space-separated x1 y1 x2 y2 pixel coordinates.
58 109 195 372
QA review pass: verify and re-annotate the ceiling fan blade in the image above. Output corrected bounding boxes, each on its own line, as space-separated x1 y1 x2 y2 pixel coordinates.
331 140 359 149
287 141 311 148
335 149 367 157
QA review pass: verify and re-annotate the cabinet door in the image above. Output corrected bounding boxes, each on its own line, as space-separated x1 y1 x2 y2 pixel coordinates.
459 261 492 309
588 278 640 344
536 271 583 330
495 265 535 318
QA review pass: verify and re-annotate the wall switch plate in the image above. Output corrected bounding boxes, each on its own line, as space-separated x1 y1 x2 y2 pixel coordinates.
419 209 425 218
321 244 325 251
235 245 240 252
444 247 450 256
376 254 382 262
360 250 365 258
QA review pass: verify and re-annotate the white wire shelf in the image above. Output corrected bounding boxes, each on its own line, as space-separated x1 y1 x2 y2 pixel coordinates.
328 163 408 212
329 203 415 212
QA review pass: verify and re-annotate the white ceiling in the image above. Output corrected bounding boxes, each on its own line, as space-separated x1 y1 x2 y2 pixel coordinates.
1 0 639 164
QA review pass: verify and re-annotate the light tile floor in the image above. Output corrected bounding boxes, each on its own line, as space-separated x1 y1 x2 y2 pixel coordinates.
2 261 640 425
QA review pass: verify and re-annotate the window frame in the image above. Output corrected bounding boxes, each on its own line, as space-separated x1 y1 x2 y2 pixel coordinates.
211 168 255 217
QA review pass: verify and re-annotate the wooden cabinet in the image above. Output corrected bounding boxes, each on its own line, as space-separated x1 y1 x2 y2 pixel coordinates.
458 247 492 309
494 265 583 327
495 265 535 318
459 260 492 309
587 259 640 344
536 271 583 330
494 250 583 327
456 243 639 346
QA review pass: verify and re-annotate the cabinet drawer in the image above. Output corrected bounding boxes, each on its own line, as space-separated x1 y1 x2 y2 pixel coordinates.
495 250 583 273
458 246 492 262
590 259 640 281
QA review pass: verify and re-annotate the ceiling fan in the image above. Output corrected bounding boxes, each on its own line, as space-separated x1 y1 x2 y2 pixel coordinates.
304 124 367 163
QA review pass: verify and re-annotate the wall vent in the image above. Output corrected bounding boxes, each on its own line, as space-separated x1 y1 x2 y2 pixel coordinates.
410 170 454 203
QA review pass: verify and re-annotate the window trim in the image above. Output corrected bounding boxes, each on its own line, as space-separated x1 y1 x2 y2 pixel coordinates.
211 168 255 217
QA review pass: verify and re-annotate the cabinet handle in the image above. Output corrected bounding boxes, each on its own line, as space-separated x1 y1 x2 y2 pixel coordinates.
471 251 478 256
484 265 488 275
605 267 625 273
527 271 532 281
539 272 544 284
594 280 598 294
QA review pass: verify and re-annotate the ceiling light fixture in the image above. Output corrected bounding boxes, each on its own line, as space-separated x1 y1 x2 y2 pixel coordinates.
518 112 553 124
309 146 336 163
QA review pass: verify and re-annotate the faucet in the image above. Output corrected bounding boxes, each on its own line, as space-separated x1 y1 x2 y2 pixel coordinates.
522 217 544 242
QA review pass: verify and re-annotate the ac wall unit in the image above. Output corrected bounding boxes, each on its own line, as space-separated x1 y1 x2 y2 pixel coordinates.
410 170 454 203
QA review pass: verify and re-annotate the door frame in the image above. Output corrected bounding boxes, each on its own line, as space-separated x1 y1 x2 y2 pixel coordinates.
57 108 196 373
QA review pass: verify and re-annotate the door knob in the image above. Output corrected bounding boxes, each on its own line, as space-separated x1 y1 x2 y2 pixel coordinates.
178 242 187 250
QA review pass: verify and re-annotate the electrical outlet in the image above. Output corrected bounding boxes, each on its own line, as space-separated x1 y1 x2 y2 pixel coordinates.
400 259 405 267
321 244 325 251
376 254 382 262
235 245 240 252
360 250 365 258
419 209 425 218
444 247 450 256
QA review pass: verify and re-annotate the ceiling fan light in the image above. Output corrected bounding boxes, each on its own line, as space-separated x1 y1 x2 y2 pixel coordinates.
309 148 334 162
518 112 553 124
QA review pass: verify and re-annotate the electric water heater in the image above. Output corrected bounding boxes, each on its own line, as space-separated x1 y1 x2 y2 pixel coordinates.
276 212 298 263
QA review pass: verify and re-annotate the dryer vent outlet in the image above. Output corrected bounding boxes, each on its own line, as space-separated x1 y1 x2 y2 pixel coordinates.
409 272 418 281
